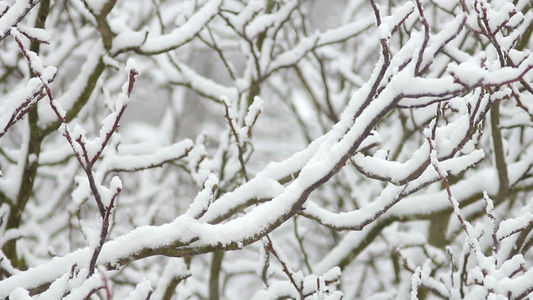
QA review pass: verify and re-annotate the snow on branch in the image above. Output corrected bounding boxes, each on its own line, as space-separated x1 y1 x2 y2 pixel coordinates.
139 0 222 54
0 0 38 42
1 0 533 298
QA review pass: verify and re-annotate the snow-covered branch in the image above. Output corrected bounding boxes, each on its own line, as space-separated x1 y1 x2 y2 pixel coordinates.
1 0 532 299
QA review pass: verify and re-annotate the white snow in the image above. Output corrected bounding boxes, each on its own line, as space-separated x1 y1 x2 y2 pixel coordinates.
1 0 533 299
17 24 51 43
245 96 263 128
112 29 148 54
186 174 218 219
140 0 222 53
497 212 533 241
126 279 152 300
84 0 107 14
0 0 33 41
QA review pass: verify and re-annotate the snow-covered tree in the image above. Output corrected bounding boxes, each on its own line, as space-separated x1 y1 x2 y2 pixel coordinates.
1 0 532 299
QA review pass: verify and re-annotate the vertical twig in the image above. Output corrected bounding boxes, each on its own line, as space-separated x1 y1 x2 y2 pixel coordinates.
414 0 431 76
483 192 499 259
222 100 249 181
265 236 304 299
